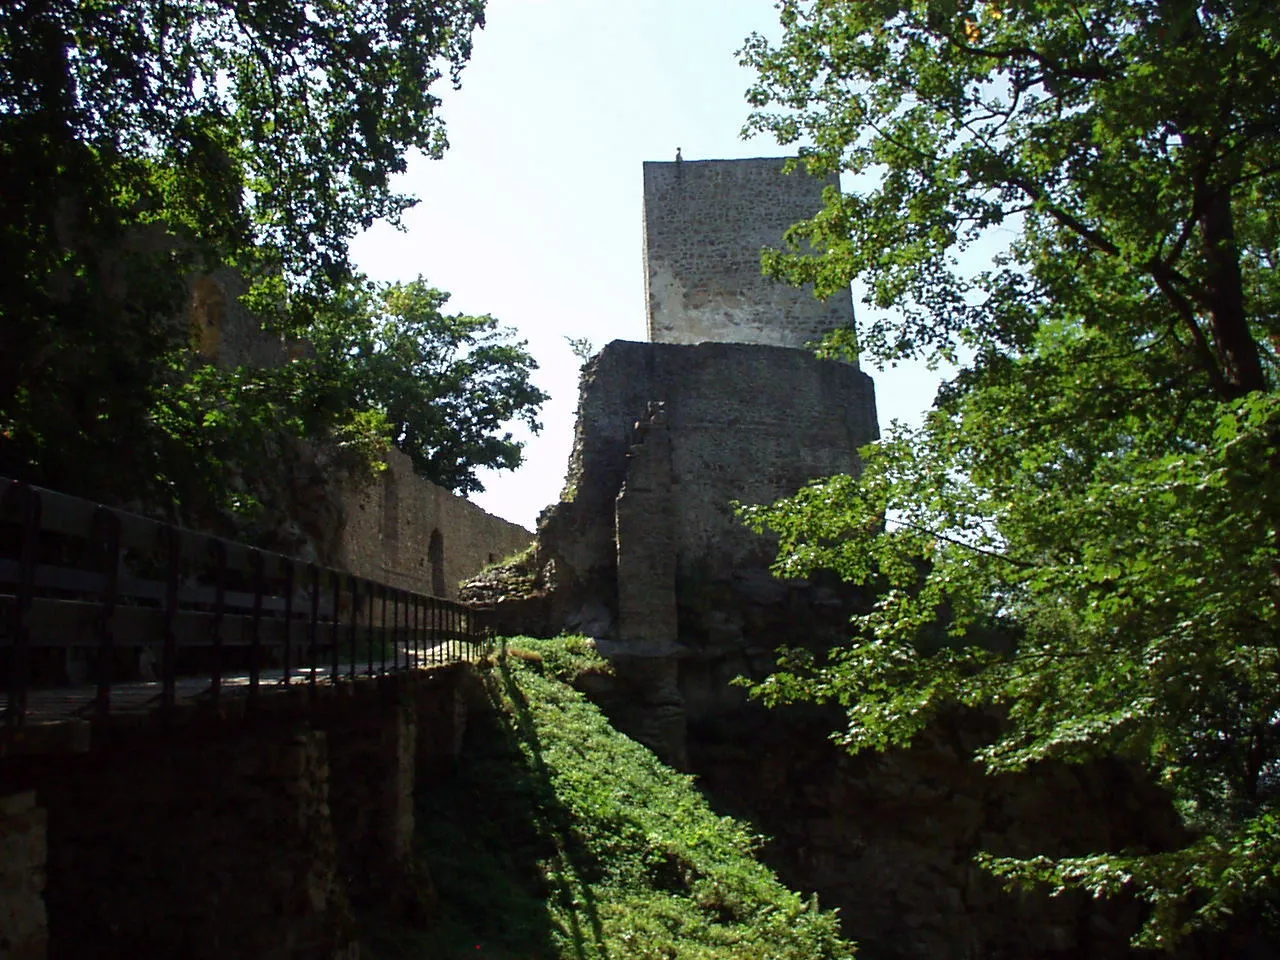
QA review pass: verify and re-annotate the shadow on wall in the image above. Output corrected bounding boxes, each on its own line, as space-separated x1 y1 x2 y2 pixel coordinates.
363 662 566 958
383 472 400 554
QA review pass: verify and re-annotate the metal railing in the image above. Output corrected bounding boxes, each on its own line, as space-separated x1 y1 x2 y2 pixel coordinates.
1 478 486 729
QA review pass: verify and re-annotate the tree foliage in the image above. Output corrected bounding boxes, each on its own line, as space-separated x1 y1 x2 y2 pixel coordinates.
739 0 1280 946
1 0 483 290
0 1 547 519
137 276 545 532
310 278 548 495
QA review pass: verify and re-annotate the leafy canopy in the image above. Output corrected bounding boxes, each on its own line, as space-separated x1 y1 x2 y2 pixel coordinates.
1 0 483 290
739 0 1279 946
140 274 545 535
0 1 551 520
310 278 548 495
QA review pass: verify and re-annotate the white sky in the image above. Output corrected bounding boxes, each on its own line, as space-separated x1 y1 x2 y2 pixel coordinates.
349 0 950 530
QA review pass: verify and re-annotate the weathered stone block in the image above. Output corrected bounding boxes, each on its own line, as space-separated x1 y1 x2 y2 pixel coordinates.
644 158 851 348
337 448 532 600
541 339 877 616
0 791 48 960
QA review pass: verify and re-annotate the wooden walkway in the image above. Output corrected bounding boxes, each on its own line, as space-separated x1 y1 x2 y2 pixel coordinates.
3 479 493 756
2 640 488 758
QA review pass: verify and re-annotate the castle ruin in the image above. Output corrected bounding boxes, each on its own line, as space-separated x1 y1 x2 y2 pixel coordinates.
643 157 851 347
185 268 532 599
470 157 878 760
464 157 1188 960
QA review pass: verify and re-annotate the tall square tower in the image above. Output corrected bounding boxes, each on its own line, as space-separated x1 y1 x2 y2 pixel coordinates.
642 157 852 348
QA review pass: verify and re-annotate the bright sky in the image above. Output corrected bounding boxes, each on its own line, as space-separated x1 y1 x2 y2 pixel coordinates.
350 0 949 530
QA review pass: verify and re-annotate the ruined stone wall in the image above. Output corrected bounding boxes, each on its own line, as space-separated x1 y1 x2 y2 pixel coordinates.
337 448 533 600
643 158 852 348
25 725 352 959
614 402 677 653
0 666 479 960
541 339 876 617
0 792 47 960
182 273 529 593
188 267 296 369
506 339 879 766
688 707 1190 960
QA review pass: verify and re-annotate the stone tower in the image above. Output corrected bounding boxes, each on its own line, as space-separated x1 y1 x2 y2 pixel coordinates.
642 157 851 348
471 156 878 767
465 159 1188 960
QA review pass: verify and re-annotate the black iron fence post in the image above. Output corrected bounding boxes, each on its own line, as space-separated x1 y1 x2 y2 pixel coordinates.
248 549 265 709
330 571 342 685
5 483 40 729
91 507 121 722
365 581 375 678
207 537 228 707
307 563 320 699
281 561 295 687
160 526 181 719
348 575 360 681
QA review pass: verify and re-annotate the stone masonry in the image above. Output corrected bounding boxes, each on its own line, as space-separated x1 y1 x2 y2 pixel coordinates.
337 448 533 601
613 402 678 656
189 268 299 369
0 792 47 960
462 338 878 764
466 155 1226 959
185 269 533 600
543 340 876 604
490 339 878 763
643 157 851 348
612 402 687 768
463 159 879 764
0 665 481 960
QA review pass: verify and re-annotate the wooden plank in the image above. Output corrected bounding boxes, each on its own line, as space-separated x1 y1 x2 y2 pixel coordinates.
2 488 318 582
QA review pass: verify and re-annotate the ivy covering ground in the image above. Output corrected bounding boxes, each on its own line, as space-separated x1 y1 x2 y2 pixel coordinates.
364 636 854 960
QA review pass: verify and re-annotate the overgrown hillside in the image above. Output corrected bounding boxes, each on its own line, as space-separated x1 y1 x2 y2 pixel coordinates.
365 636 854 960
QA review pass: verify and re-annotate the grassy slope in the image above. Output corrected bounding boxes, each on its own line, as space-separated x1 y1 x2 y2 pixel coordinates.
365 636 855 960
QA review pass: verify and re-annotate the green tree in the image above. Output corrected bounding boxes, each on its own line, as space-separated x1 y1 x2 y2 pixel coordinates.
137 275 545 534
310 278 549 495
738 0 1279 946
0 0 485 503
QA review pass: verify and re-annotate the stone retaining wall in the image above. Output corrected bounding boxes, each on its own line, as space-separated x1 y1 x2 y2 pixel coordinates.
687 707 1187 960
0 665 478 960
0 792 47 960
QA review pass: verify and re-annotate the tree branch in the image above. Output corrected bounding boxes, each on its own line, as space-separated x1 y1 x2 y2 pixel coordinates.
946 36 1118 85
886 516 1033 569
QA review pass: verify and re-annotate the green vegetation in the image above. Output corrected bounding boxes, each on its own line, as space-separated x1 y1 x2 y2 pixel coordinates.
460 544 541 603
739 0 1279 948
565 336 598 367
306 278 547 496
365 636 854 960
0 0 545 526
488 543 538 575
